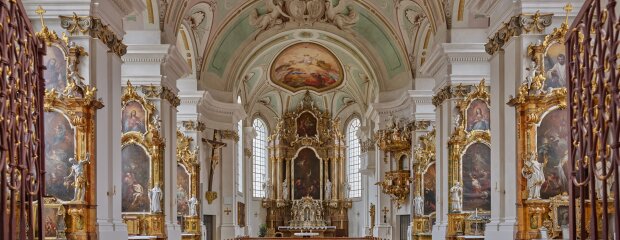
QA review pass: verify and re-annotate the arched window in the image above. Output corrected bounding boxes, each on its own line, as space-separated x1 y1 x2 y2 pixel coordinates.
237 97 243 193
346 118 361 198
252 118 268 198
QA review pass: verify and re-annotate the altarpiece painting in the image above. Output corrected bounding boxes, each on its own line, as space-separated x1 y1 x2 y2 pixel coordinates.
296 111 318 137
423 164 436 215
461 143 491 211
536 109 569 199
121 144 151 212
293 148 321 200
44 111 75 201
177 165 190 216
465 99 490 132
122 101 147 134
43 45 67 92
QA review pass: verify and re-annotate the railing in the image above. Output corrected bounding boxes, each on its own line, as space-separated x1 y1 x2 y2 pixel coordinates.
566 0 619 239
0 0 46 239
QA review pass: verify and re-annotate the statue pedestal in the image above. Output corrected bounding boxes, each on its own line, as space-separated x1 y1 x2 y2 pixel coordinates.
516 199 549 240
144 213 165 238
446 212 469 239
373 224 392 239
64 202 96 240
182 216 201 240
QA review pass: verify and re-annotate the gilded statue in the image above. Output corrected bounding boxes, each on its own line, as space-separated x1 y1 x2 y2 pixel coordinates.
521 152 545 199
65 153 90 202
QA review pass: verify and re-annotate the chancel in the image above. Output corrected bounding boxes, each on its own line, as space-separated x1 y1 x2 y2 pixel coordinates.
1 0 619 240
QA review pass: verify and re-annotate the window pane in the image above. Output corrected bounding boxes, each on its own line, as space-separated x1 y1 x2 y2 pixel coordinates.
252 119 268 198
347 118 361 198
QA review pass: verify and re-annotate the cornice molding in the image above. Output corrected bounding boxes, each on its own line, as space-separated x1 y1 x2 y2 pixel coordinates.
485 12 553 55
200 91 247 123
59 13 127 56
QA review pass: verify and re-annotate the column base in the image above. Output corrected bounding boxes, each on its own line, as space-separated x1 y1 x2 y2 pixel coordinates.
432 222 448 239
373 224 392 239
220 224 236 239
96 219 128 240
166 222 183 240
485 219 516 239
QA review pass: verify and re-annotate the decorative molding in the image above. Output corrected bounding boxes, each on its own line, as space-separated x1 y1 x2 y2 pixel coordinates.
413 121 431 131
219 129 240 142
360 138 376 153
182 120 206 132
59 13 127 56
431 84 472 107
484 12 553 55
140 85 181 107
249 0 359 36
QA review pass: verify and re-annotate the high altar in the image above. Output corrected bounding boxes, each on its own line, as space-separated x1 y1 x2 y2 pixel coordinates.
261 92 352 237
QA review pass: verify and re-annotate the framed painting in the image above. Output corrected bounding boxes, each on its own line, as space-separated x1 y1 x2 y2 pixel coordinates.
465 99 490 132
177 164 190 216
537 108 569 199
293 148 321 200
44 111 75 201
461 142 491 212
423 163 436 215
270 42 344 92
543 42 566 90
122 101 147 134
43 45 67 92
238 202 246 227
296 111 318 137
121 143 151 213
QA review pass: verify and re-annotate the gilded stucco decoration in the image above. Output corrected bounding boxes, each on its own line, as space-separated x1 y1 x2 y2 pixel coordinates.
507 18 571 238
176 130 201 239
446 79 491 239
141 85 182 107
375 115 413 208
59 13 127 56
432 84 470 107
182 120 206 132
485 12 553 55
412 129 436 237
37 8 103 238
120 81 166 238
260 91 351 237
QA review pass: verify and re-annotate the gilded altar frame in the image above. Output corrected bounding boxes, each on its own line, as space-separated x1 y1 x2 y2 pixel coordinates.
40 24 102 239
263 91 350 237
120 81 166 238
412 129 436 238
510 21 571 240
176 130 201 239
447 80 491 239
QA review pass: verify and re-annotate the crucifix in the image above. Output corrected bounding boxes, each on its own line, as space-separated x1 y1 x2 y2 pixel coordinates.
224 208 231 215
382 207 389 223
204 130 226 203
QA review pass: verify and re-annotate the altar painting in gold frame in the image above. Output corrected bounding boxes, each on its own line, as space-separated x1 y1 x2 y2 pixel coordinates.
120 81 165 237
292 147 322 200
34 197 67 240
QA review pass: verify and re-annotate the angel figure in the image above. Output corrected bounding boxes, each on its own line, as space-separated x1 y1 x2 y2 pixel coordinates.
249 0 290 32
525 61 538 90
325 0 359 31
65 153 90 202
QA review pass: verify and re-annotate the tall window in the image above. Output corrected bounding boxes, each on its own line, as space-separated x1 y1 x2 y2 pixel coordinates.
347 118 361 198
237 97 243 193
252 118 268 198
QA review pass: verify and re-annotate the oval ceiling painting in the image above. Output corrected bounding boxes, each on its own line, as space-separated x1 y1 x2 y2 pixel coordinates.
271 42 344 92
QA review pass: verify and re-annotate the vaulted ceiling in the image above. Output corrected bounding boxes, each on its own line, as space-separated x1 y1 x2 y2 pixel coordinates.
131 0 460 115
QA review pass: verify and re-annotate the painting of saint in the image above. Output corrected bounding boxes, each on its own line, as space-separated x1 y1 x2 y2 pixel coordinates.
177 165 190 216
293 148 321 199
296 112 318 137
44 111 75 201
122 144 151 212
41 207 63 239
271 42 344 92
466 99 490 132
544 43 567 90
537 109 569 199
122 101 147 134
423 164 436 215
556 206 569 227
43 46 67 92
462 143 491 211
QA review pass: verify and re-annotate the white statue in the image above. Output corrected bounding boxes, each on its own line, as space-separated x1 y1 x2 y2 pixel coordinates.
450 182 462 212
342 181 351 199
149 184 163 213
249 0 289 31
187 196 198 216
324 0 359 31
65 153 90 202
325 179 333 201
522 153 545 199
413 196 424 216
595 160 614 199
262 178 273 199
282 179 289 200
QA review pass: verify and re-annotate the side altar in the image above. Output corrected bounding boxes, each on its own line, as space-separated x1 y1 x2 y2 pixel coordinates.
261 92 352 237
